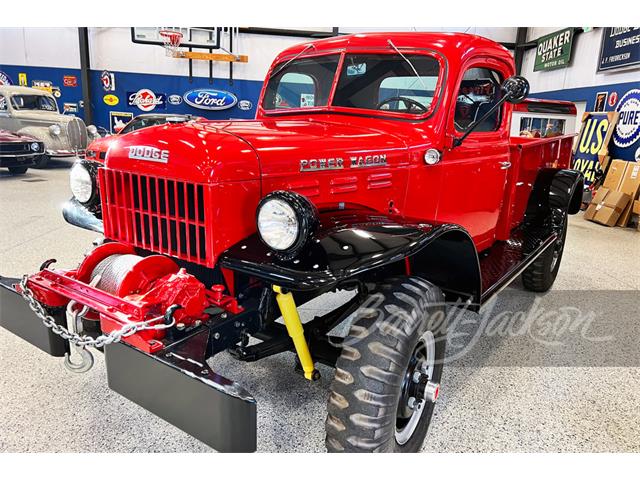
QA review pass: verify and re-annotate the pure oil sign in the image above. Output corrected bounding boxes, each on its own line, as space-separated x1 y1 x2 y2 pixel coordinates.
572 112 619 185
534 28 574 72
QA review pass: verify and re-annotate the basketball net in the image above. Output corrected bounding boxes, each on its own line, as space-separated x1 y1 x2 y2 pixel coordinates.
159 29 183 57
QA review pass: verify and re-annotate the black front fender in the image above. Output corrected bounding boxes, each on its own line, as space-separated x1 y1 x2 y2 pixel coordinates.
220 207 481 303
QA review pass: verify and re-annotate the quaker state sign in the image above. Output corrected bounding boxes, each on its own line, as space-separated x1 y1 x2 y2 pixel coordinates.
534 28 574 72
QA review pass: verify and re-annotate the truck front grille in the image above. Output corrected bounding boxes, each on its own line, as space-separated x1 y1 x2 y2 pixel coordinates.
100 169 210 265
66 118 88 150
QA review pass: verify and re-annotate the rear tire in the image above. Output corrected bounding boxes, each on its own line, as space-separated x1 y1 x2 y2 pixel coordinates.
522 214 568 292
34 154 49 168
325 276 446 453
8 166 28 175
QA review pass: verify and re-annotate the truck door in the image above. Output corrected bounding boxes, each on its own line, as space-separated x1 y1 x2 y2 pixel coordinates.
437 61 511 251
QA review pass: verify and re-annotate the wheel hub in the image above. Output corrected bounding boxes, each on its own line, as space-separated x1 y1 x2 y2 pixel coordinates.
395 330 438 445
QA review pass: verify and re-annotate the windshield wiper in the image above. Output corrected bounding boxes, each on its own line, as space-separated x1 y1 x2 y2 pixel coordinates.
270 44 316 78
387 39 428 91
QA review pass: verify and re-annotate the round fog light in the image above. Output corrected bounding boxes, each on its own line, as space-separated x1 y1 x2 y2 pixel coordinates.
30 142 40 152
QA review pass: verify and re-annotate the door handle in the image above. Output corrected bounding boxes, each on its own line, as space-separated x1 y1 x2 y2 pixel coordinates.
499 161 512 170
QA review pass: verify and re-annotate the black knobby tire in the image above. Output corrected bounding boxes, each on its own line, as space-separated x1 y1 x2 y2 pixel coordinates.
325 276 446 453
34 154 49 168
522 214 568 292
8 166 28 175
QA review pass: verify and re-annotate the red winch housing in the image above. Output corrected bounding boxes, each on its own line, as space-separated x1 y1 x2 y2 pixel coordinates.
23 242 239 353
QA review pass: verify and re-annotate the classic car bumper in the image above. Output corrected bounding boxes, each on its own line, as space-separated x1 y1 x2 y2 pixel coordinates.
0 153 38 168
62 197 104 233
0 275 258 452
47 149 85 158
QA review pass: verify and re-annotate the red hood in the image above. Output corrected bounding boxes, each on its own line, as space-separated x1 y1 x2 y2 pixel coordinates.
87 135 119 161
0 129 38 143
105 117 422 186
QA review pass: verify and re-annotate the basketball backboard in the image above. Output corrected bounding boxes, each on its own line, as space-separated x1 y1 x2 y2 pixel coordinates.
131 27 222 49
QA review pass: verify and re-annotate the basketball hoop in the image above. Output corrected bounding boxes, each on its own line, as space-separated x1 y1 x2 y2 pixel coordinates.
159 29 183 57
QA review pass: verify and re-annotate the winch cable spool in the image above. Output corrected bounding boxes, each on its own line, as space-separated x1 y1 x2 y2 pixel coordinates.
90 254 146 295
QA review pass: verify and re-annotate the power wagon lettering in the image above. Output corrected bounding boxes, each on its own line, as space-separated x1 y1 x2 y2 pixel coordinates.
299 154 387 171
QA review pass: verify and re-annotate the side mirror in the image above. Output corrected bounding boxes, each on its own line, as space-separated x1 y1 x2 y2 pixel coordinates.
453 75 531 148
502 75 530 104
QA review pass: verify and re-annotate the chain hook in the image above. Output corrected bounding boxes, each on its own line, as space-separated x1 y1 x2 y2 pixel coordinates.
63 300 94 374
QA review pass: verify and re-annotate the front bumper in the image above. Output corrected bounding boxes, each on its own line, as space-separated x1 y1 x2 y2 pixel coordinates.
0 153 38 168
62 197 104 233
0 275 257 452
47 149 85 158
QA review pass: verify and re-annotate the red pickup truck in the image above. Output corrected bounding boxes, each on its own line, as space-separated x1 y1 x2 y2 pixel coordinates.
0 32 582 453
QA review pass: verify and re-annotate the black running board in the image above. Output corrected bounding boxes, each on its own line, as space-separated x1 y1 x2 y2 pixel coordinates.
479 229 558 305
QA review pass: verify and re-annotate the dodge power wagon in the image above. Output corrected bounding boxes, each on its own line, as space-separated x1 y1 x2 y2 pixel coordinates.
0 33 583 453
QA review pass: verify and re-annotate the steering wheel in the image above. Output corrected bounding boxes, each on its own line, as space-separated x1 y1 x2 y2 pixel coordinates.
377 96 428 113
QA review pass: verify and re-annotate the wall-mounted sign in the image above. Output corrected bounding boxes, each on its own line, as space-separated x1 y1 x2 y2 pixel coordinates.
0 71 13 85
110 111 133 134
63 102 78 113
18 73 27 86
32 80 61 98
128 89 166 112
598 27 640 72
594 92 608 112
534 28 574 72
63 75 78 87
572 111 619 185
103 94 119 106
167 94 183 105
612 89 640 149
101 71 116 92
238 100 253 111
183 89 237 110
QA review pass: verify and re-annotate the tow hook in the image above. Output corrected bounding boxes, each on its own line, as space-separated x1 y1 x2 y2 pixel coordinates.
63 301 94 374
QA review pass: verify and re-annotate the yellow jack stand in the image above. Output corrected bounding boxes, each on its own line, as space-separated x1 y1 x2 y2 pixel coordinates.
273 285 319 381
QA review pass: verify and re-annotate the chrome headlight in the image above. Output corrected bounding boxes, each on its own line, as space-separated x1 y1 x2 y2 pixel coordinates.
87 125 98 136
30 142 40 152
69 162 93 203
256 191 317 256
49 124 61 136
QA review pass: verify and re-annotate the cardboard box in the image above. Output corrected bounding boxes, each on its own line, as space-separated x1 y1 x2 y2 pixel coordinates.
584 187 631 226
603 159 628 190
584 187 609 221
616 162 640 227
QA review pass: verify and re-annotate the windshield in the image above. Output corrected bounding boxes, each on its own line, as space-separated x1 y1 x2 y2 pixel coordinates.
120 116 176 134
263 52 441 116
11 94 58 112
263 55 340 110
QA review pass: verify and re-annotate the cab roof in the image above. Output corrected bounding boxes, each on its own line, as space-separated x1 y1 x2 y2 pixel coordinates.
274 32 513 65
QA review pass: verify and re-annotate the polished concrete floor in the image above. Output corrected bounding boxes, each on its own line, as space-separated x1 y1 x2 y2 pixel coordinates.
1 162 639 452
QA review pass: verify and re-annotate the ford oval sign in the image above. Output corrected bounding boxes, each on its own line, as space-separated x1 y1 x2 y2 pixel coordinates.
183 89 237 111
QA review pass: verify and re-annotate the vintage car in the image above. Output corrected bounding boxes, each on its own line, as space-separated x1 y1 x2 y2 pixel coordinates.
0 85 100 168
0 33 583 453
86 113 200 162
0 129 44 175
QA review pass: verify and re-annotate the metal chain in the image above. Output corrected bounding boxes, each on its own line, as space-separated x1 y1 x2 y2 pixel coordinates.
19 275 174 349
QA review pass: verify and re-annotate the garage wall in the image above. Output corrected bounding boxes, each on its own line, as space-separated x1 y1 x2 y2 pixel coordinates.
520 27 640 161
0 27 518 131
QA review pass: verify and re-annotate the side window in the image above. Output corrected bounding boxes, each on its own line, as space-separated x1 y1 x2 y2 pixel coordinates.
454 67 504 133
0 95 6 111
276 72 316 109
